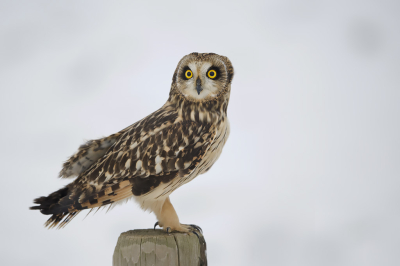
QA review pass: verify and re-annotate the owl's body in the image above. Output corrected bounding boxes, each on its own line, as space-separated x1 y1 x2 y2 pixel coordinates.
31 53 234 232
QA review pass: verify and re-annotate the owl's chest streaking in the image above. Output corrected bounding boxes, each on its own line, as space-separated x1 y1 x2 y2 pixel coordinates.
175 116 230 190
195 116 230 176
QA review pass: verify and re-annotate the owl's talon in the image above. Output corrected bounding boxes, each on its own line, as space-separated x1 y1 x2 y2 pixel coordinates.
189 224 203 233
166 227 172 234
154 222 159 230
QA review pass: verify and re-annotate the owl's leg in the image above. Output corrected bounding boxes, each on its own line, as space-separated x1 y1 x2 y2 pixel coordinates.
154 197 192 233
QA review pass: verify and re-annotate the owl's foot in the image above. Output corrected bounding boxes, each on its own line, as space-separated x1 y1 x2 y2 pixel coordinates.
166 224 203 239
154 221 202 235
153 197 202 236
153 221 188 232
163 223 191 233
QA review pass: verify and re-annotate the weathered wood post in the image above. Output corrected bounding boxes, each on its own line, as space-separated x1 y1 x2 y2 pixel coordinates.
113 229 207 266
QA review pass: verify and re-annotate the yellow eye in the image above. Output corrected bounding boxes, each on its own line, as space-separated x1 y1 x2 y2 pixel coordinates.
207 69 217 79
185 69 193 79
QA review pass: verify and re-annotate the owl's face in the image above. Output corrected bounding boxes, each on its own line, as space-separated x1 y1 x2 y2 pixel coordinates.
172 53 234 102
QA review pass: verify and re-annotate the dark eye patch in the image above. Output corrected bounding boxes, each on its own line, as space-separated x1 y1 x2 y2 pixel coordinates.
181 66 191 80
207 66 221 80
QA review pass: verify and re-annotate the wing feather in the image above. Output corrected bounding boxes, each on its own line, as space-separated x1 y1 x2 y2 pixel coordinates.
59 129 129 178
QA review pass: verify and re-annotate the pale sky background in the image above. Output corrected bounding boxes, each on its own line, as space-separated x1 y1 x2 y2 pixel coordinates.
1 1 399 265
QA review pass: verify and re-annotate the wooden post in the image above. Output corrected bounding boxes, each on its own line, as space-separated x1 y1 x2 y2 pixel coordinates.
113 229 207 266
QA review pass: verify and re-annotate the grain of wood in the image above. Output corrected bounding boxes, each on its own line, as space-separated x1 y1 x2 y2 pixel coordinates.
113 229 207 266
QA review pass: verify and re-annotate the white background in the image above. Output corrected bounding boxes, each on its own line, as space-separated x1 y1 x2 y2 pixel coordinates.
1 1 399 265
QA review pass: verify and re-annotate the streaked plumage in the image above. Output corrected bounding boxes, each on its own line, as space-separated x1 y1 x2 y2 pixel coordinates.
31 52 234 232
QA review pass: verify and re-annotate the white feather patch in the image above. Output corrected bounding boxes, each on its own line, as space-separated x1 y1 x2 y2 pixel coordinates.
125 159 131 169
155 164 162 174
136 160 142 170
130 142 138 149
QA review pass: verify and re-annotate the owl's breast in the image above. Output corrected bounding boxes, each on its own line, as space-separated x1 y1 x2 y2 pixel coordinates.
196 117 230 176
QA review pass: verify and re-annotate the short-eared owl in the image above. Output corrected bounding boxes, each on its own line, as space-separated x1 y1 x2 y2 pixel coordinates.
31 53 234 233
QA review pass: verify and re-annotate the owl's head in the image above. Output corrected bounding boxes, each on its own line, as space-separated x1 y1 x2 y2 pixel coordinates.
171 53 234 102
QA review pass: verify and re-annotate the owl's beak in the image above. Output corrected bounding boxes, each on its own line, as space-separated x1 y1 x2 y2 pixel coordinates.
196 77 203 95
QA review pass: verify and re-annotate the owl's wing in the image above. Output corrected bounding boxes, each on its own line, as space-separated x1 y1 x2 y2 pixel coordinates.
37 120 217 228
59 130 129 178
77 120 216 200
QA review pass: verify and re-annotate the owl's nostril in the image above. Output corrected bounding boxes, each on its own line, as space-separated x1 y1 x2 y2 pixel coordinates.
196 78 203 95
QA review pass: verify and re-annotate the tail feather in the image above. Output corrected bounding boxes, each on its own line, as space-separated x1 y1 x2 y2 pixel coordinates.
44 211 81 229
30 180 134 229
30 186 79 229
30 186 70 214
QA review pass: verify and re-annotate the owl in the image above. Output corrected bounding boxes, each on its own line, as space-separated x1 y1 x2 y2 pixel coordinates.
31 52 234 233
